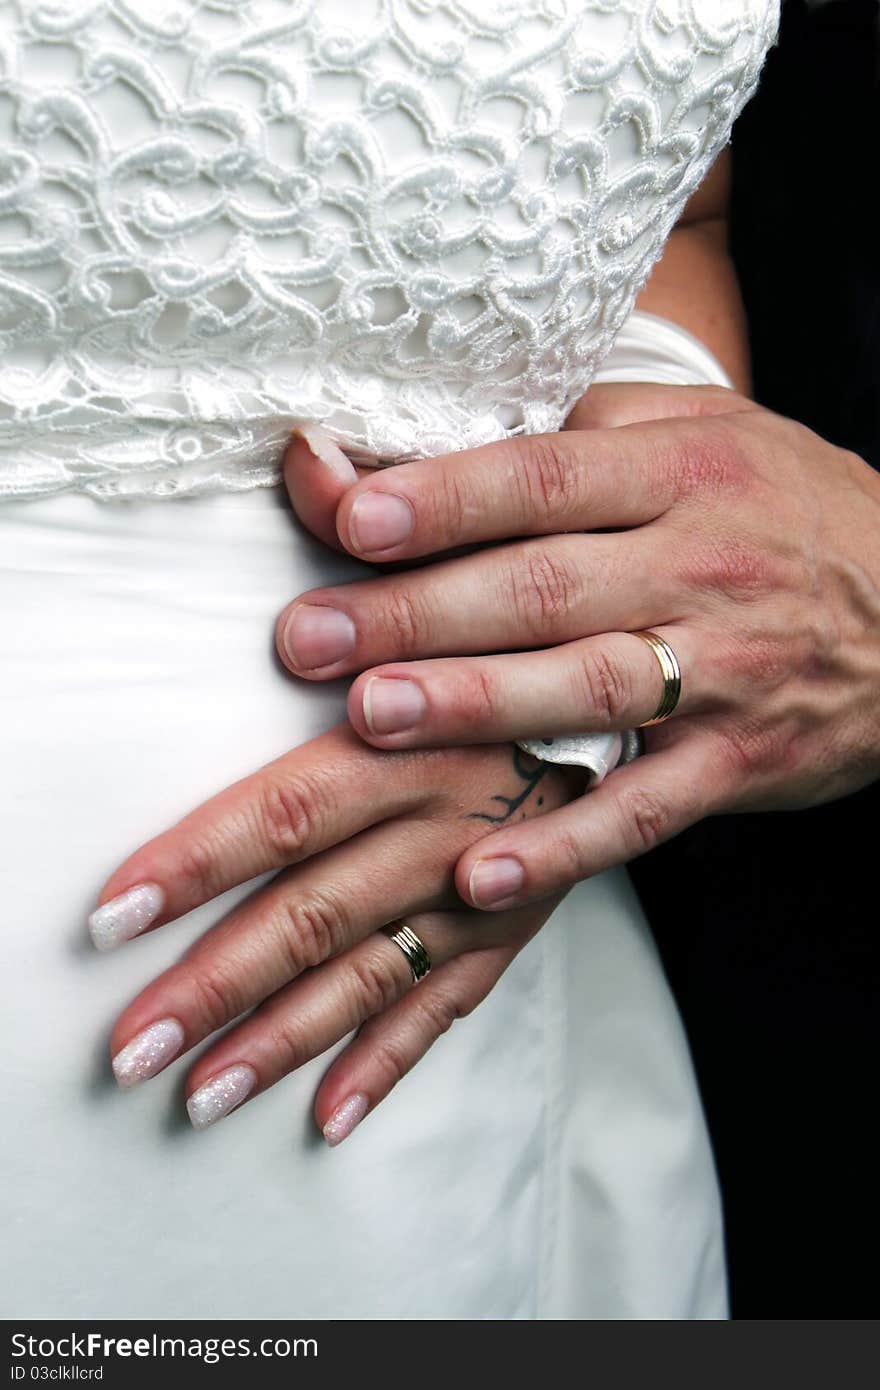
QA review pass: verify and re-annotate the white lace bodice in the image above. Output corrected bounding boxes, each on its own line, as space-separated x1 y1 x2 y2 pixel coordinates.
0 0 778 502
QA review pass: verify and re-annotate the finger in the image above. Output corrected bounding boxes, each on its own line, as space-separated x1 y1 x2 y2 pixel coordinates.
313 945 520 1145
282 424 366 552
107 812 469 1088
329 428 661 560
346 624 705 747
180 910 461 1129
299 397 758 563
88 726 434 947
276 530 669 678
455 730 733 908
181 903 538 1131
564 380 758 431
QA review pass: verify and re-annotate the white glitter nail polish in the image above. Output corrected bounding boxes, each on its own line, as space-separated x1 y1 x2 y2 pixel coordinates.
112 1018 185 1090
88 882 164 952
323 1092 369 1147
186 1064 257 1131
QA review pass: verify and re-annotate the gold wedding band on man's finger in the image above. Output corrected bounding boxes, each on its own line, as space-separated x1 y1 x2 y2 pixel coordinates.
345 625 690 754
630 629 683 727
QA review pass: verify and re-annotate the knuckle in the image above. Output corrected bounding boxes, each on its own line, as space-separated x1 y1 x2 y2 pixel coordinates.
680 534 770 599
370 1033 413 1089
574 645 632 727
666 419 751 498
447 981 483 1019
436 469 468 538
508 545 578 638
381 586 425 653
348 947 406 1019
175 835 225 901
416 985 461 1035
188 962 244 1033
457 666 500 727
278 890 349 970
717 617 818 694
718 718 793 782
517 434 577 522
617 785 672 856
257 775 318 861
550 826 589 882
266 1016 309 1073
719 631 784 688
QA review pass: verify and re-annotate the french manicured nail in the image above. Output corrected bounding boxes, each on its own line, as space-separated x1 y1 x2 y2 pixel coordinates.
88 882 165 952
283 604 355 671
289 424 357 483
323 1092 369 1147
468 857 525 908
362 677 426 735
112 1018 185 1090
186 1063 257 1131
348 491 414 554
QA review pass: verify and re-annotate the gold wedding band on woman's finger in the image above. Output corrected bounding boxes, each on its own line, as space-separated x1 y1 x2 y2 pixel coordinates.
630 629 683 727
382 920 432 983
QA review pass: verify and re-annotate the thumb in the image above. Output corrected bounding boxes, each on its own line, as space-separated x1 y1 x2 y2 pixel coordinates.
283 425 371 552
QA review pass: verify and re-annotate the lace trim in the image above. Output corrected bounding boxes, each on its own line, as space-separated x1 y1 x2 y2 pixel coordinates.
0 0 778 501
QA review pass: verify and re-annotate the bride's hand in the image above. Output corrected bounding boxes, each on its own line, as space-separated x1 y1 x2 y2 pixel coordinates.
90 726 578 1144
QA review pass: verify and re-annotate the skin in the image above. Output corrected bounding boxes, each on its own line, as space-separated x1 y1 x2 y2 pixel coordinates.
276 148 880 911
100 729 578 1138
101 151 876 1139
635 149 752 396
281 386 880 914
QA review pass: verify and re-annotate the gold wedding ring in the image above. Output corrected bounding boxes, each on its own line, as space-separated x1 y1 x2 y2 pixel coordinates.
382 921 432 984
630 629 682 727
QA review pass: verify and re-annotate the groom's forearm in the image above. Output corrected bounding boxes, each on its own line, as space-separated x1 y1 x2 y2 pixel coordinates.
634 149 752 396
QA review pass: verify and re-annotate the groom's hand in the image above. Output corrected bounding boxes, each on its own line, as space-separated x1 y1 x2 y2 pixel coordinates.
280 386 880 910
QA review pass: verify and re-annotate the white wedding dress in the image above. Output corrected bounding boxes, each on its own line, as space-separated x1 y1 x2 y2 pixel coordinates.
0 0 778 1319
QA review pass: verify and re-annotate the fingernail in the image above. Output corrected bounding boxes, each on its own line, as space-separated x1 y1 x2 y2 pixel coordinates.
468 857 525 908
88 882 165 952
348 491 413 554
290 424 357 483
282 604 355 671
362 677 426 735
323 1092 369 1147
186 1063 257 1131
112 1018 185 1090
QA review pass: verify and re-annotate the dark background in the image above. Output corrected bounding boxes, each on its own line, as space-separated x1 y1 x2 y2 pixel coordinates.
630 0 880 1319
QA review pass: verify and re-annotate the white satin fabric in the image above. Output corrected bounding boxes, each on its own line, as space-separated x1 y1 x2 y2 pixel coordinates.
0 462 726 1320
